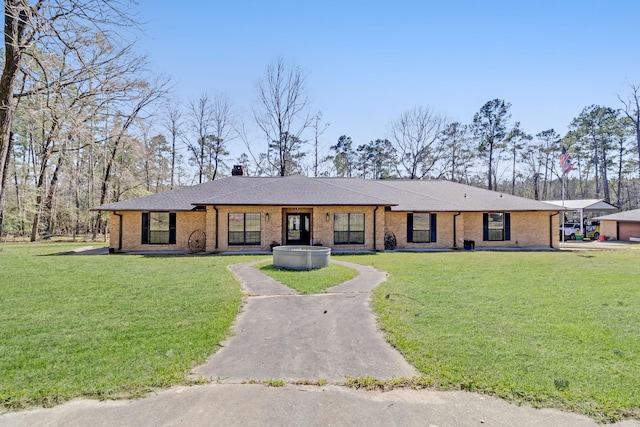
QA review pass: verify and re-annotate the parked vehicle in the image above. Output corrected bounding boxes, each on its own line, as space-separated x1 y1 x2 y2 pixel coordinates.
559 222 581 240
584 220 600 240
559 220 601 240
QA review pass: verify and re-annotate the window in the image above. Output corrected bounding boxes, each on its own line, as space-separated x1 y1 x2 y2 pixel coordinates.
334 213 365 244
483 212 511 241
229 213 261 245
141 212 176 244
407 213 437 243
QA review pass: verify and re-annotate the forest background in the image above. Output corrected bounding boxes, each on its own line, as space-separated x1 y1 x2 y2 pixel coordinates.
0 0 638 241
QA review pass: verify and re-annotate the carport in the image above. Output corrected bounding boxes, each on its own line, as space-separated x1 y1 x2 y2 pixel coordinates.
594 208 640 241
543 199 618 235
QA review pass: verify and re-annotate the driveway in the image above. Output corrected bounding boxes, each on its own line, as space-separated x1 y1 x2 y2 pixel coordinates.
193 260 416 382
2 260 638 427
560 240 640 250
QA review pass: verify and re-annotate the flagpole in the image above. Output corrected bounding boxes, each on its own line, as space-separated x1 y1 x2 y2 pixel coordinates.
559 145 571 244
561 171 565 242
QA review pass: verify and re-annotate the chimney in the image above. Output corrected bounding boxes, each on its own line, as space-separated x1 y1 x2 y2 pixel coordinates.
231 165 246 176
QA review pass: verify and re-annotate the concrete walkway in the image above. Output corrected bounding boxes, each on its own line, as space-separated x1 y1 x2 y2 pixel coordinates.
194 260 416 382
2 260 638 427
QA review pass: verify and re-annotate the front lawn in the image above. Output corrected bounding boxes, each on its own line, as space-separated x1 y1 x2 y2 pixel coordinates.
341 251 640 423
2 244 638 423
257 261 357 294
0 242 255 411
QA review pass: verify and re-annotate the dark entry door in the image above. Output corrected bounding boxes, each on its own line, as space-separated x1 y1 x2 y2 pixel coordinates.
286 213 311 245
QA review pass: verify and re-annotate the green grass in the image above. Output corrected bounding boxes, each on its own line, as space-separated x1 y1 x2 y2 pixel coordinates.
340 251 640 423
256 261 358 294
0 242 257 411
3 243 639 422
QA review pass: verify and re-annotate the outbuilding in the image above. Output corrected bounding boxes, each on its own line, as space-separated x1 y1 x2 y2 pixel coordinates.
543 199 618 236
545 199 618 239
594 209 640 242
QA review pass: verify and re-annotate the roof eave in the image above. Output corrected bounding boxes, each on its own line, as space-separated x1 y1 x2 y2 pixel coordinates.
192 202 398 207
91 207 200 212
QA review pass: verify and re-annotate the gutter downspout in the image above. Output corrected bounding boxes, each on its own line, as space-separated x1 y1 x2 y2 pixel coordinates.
213 206 219 249
550 211 559 249
373 206 379 251
453 211 461 249
113 211 123 251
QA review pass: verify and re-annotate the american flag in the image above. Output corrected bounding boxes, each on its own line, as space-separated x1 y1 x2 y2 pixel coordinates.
560 146 574 174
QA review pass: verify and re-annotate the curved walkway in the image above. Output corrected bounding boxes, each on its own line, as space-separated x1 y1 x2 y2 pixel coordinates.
193 260 417 382
3 260 635 427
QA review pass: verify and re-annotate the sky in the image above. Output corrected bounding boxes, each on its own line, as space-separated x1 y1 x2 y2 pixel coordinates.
135 0 639 162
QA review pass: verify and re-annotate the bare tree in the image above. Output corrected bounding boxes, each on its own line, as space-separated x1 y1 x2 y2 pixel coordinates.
186 93 233 182
390 106 446 179
93 77 170 238
611 124 634 207
162 103 185 189
618 83 640 178
311 111 330 177
208 93 235 180
187 94 213 183
0 0 139 235
254 58 312 176
236 120 267 175
11 31 153 241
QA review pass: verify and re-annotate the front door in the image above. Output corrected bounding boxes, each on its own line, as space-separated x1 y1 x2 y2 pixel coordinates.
286 213 311 245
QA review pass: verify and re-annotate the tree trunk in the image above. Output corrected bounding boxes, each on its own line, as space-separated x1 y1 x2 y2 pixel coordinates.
30 155 49 242
199 137 204 183
487 142 494 190
637 127 640 179
0 2 29 235
592 138 600 198
542 163 549 199
0 142 10 235
42 138 68 236
601 149 610 203
616 140 624 207
511 148 516 195
12 144 24 235
94 138 118 239
170 133 176 189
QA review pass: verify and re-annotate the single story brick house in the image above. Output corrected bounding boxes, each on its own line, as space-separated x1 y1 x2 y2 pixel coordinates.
92 174 562 252
595 208 640 241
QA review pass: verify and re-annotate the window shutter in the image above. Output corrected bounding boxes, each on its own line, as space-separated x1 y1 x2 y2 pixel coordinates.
169 213 177 244
482 213 489 241
430 213 437 243
504 212 511 241
407 213 413 242
141 212 149 244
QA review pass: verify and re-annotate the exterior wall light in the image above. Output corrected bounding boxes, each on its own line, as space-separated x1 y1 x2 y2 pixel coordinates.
265 213 270 222
326 213 330 222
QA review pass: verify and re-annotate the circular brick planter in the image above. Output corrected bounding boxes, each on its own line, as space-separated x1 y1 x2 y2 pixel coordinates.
272 246 331 270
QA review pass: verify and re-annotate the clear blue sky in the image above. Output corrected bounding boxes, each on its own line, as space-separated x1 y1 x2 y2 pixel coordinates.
136 0 639 159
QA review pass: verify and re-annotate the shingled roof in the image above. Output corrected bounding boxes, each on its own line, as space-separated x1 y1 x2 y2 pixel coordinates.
194 175 395 206
320 178 560 212
93 175 561 212
92 177 270 211
594 208 640 222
